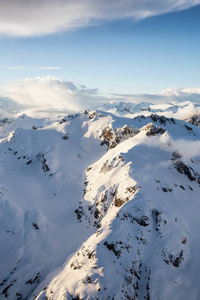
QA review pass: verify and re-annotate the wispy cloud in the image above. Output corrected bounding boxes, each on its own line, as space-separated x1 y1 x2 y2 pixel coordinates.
34 66 61 70
0 65 25 70
0 65 61 71
0 0 199 37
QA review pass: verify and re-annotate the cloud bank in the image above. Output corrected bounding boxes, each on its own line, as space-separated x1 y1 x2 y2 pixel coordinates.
1 76 200 119
110 86 200 105
0 76 106 118
0 0 200 37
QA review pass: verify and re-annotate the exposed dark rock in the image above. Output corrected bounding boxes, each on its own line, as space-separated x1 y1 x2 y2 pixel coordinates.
145 268 151 300
0 278 8 287
86 275 92 284
182 238 187 244
2 279 16 298
100 124 139 150
101 127 113 141
104 241 121 258
136 215 150 227
75 206 84 221
163 249 184 268
32 222 39 230
15 292 27 300
59 118 67 124
71 294 83 300
174 161 196 181
100 140 109 147
94 208 100 219
170 250 184 268
172 151 182 160
145 123 166 136
184 125 193 132
86 166 92 172
62 134 68 140
89 111 96 119
114 196 125 207
119 212 150 227
26 273 41 285
179 185 185 190
186 115 200 127
150 114 176 125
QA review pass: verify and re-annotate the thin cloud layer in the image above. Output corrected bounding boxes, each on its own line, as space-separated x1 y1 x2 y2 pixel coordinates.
0 0 200 36
0 65 61 71
111 86 200 104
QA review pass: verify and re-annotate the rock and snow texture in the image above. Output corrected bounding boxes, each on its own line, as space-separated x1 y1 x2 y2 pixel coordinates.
0 103 200 299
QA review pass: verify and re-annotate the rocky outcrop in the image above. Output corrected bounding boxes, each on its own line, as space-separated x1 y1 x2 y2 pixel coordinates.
100 124 139 150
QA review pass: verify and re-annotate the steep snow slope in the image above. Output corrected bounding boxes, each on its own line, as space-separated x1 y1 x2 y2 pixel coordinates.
0 108 200 299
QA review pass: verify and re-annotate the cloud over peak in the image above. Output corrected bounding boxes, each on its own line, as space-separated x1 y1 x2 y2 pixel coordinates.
0 0 200 37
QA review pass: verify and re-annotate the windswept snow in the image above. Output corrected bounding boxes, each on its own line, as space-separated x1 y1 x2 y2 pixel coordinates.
0 103 200 299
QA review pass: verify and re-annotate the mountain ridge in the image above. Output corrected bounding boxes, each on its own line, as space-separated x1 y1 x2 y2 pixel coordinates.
0 103 200 299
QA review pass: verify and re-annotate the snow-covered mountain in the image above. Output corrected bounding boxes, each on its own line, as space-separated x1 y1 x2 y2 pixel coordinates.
0 102 200 300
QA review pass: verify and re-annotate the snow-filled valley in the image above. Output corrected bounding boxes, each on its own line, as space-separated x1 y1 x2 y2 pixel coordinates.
0 101 200 300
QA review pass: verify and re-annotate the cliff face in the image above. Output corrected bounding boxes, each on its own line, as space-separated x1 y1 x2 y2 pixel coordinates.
0 108 200 300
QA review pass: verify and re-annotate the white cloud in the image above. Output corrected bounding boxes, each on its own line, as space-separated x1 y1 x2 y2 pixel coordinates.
173 139 200 160
156 101 200 120
157 87 200 104
5 76 83 112
1 76 107 117
0 0 199 37
160 87 200 98
172 102 200 119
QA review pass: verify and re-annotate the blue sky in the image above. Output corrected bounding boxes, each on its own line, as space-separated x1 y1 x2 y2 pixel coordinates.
0 0 200 113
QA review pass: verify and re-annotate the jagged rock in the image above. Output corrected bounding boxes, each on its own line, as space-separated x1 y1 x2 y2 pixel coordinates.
186 115 200 127
150 114 176 125
174 161 196 181
144 123 166 136
172 151 182 160
89 111 96 119
100 124 139 150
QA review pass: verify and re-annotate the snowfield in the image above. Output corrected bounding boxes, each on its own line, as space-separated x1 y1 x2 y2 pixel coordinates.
0 101 200 300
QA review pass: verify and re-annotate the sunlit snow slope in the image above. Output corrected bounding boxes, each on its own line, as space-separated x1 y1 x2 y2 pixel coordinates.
0 103 200 300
